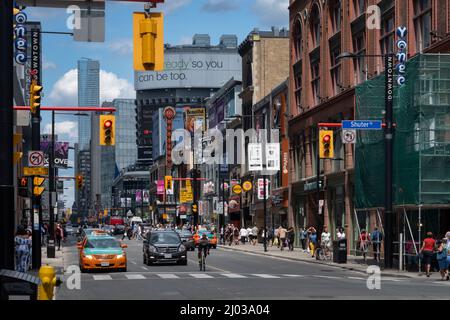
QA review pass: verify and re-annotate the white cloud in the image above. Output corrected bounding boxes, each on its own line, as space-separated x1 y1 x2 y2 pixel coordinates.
202 0 239 12
252 0 289 28
48 69 135 106
161 0 192 13
109 39 133 56
44 121 78 139
43 61 57 70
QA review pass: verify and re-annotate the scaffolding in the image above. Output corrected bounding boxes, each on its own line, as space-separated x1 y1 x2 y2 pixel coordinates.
354 54 450 269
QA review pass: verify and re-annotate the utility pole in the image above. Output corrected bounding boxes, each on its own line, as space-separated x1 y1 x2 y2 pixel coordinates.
31 28 42 270
384 54 395 269
263 176 267 252
47 110 56 258
0 0 15 270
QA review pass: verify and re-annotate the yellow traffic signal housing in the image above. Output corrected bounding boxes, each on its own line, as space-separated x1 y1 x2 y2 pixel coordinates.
133 12 164 71
165 176 172 190
76 175 83 189
33 177 45 187
319 130 334 159
100 115 115 146
30 80 43 114
192 204 198 213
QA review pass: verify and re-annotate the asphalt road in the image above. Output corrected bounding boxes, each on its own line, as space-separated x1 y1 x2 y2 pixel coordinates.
56 235 450 300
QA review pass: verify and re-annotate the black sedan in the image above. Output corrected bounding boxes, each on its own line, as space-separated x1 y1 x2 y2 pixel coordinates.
143 230 187 266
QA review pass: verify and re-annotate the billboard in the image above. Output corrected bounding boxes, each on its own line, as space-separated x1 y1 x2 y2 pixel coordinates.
185 108 206 133
40 141 69 169
134 52 242 90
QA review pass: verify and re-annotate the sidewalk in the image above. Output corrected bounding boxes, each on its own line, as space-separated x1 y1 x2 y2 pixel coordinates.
219 242 422 279
29 244 66 278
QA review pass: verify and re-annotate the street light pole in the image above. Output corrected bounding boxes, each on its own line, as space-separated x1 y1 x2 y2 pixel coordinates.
263 176 267 252
47 110 56 258
384 54 395 269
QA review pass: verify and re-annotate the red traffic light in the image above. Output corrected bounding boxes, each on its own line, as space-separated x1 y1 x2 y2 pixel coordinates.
104 120 113 129
323 135 331 143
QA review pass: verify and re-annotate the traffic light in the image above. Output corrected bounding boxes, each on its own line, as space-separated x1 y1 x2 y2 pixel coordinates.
192 204 198 213
319 130 334 159
100 115 115 146
33 177 45 196
76 175 83 189
133 12 164 71
29 80 43 114
18 177 29 197
165 176 173 190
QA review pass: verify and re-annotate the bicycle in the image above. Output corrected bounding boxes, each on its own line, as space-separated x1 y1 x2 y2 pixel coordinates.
315 241 333 261
198 250 207 271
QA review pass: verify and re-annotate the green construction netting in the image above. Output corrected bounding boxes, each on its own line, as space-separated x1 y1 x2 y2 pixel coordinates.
355 54 450 208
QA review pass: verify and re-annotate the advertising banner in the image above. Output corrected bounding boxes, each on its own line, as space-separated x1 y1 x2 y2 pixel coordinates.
40 140 70 168
143 190 149 204
266 143 280 171
228 196 240 213
185 108 206 133
257 178 270 200
248 143 263 171
136 190 142 203
157 180 165 195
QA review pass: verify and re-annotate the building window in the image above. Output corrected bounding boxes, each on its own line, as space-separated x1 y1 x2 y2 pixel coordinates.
294 70 302 112
380 11 395 55
413 0 432 51
310 4 321 47
354 0 366 17
311 60 321 105
353 32 366 84
294 19 303 62
330 46 342 95
330 0 341 34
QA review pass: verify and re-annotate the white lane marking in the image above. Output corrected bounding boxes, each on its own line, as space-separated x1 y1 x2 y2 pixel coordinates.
141 266 149 271
221 273 247 278
347 277 365 280
282 274 305 278
125 274 146 280
312 275 340 279
252 274 281 279
130 261 137 265
189 273 214 279
93 275 112 281
157 273 180 279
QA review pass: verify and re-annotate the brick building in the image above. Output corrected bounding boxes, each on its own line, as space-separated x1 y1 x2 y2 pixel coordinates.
288 0 450 254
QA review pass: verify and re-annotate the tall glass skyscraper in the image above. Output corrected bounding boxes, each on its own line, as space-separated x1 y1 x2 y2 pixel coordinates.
78 59 100 150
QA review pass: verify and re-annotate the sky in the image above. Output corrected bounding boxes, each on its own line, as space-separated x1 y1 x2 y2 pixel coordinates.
25 0 289 209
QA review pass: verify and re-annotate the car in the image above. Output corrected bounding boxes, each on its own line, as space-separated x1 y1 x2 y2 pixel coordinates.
101 225 115 235
77 228 103 242
143 230 187 266
140 223 153 238
193 230 217 249
177 230 195 251
78 235 128 272
64 225 75 236
112 224 125 235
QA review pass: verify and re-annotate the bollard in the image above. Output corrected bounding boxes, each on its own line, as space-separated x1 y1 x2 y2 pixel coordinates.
38 265 61 300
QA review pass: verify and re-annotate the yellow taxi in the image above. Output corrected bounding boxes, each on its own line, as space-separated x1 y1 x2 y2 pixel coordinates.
78 235 128 272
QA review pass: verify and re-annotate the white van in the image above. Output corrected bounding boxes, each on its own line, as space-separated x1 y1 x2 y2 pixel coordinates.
130 216 143 224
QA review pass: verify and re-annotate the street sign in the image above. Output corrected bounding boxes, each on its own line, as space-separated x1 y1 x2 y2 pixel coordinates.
24 167 48 176
248 143 263 171
242 181 253 192
28 151 44 167
342 129 357 144
33 177 45 186
33 186 45 196
232 184 242 195
342 120 382 130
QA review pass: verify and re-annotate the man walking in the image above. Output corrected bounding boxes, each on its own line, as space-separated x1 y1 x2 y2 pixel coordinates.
240 226 248 245
278 226 287 251
371 227 383 262
251 225 259 245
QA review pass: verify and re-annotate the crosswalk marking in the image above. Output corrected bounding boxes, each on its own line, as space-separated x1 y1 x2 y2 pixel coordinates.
125 274 146 280
347 277 364 280
252 274 280 279
190 273 214 279
313 275 340 279
93 275 112 281
157 274 180 279
221 273 247 278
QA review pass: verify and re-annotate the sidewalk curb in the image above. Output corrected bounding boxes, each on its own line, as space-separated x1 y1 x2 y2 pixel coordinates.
218 245 416 279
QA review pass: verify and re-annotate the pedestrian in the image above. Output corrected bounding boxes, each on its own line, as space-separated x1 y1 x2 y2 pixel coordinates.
371 227 383 262
299 228 307 252
233 226 240 245
436 240 449 281
122 224 129 240
419 232 436 278
15 225 32 273
320 226 331 255
56 223 64 251
308 227 318 257
278 226 287 251
240 226 248 245
251 225 259 245
445 232 450 275
267 228 273 246
287 227 295 251
220 226 224 245
337 227 346 240
274 227 280 248
246 226 253 244
41 223 47 246
359 229 370 261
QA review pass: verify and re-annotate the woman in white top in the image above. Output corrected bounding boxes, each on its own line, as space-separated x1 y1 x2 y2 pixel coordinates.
240 227 248 245
336 227 346 240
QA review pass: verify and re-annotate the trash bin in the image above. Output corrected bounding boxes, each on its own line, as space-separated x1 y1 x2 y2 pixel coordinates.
0 269 40 300
333 239 347 264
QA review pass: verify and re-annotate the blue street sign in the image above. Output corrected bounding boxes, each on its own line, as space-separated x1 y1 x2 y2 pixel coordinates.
342 120 382 130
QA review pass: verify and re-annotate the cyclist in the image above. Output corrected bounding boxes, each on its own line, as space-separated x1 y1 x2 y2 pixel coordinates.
197 233 210 270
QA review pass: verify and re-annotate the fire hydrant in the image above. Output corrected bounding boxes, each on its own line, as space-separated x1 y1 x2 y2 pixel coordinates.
38 265 61 300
